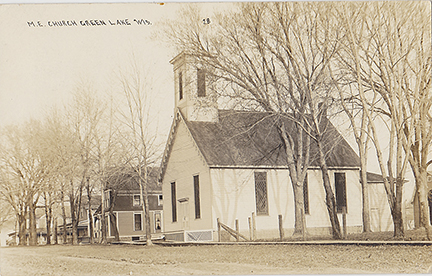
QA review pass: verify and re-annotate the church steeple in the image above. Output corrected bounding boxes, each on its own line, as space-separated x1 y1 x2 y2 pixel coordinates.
170 52 218 122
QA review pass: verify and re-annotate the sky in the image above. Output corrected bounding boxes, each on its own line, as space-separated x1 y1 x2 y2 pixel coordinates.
0 1 419 202
0 2 228 136
0 3 163 126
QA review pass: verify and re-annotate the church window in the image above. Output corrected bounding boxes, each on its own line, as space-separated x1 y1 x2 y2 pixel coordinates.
194 175 201 219
179 72 183 100
335 172 347 213
255 171 268 215
171 182 177 222
197 69 206 97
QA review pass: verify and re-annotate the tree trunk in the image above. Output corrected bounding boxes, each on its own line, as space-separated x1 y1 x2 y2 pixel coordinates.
44 202 52 245
61 191 67 244
70 189 81 245
143 187 152 245
277 122 307 237
85 177 94 244
359 147 371 233
317 138 342 239
86 197 93 243
101 182 107 244
393 177 404 238
71 218 78 245
70 194 77 245
292 181 306 237
139 180 152 246
71 181 83 245
53 217 58 245
417 169 432 239
43 192 53 245
109 189 120 241
88 208 94 244
28 202 37 246
18 214 27 246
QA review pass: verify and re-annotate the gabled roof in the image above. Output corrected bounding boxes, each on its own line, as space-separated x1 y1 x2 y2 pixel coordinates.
106 167 161 192
185 110 360 168
161 109 360 174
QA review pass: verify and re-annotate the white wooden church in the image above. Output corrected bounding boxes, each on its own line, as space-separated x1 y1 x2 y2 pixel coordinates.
160 52 392 242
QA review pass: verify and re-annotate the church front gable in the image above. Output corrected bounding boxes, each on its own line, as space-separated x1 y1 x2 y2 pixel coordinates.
162 119 213 235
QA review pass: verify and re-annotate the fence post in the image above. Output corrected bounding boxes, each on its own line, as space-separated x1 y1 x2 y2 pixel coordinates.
278 214 284 241
248 217 252 240
217 218 221 242
235 219 239 242
342 207 347 239
252 212 257 240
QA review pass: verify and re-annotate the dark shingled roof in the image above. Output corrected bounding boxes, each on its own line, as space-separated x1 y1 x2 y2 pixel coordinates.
185 110 360 168
106 167 161 192
366 172 384 183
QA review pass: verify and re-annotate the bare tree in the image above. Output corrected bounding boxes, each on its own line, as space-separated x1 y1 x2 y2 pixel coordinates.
38 109 72 245
0 199 13 229
65 85 104 245
93 95 124 244
116 60 161 246
400 3 432 238
331 2 375 233
334 1 431 238
163 2 347 238
0 165 28 245
104 168 135 242
0 121 53 245
45 110 77 244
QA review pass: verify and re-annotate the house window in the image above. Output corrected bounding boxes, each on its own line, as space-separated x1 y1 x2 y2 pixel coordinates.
335 172 347 213
134 213 142 231
133 194 141 206
158 194 163 206
171 182 177 222
194 175 201 219
254 171 268 215
179 71 183 100
197 69 206 97
304 173 309 215
155 212 162 231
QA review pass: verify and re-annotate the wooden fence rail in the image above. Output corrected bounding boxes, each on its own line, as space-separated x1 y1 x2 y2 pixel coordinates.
217 218 250 242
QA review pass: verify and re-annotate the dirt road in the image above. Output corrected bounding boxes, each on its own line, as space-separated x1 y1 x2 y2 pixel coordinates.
1 243 431 275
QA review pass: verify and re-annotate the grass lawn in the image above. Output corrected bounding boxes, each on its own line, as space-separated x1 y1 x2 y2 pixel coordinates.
1 241 432 275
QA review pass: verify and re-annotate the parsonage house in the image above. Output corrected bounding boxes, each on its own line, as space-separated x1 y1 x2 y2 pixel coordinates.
160 52 393 242
96 168 163 242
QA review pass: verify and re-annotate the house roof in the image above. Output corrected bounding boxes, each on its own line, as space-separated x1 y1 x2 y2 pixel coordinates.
81 195 102 208
183 110 360 168
366 172 384 184
106 167 161 192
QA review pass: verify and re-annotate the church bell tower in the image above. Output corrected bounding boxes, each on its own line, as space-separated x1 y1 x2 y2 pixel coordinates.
170 52 218 122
